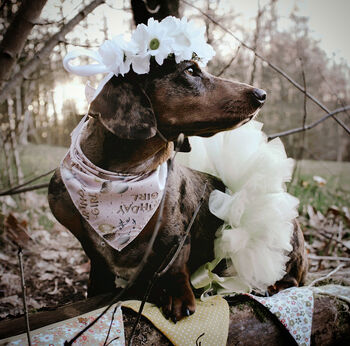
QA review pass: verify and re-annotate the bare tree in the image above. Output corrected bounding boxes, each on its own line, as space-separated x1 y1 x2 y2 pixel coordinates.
0 0 48 85
0 0 105 104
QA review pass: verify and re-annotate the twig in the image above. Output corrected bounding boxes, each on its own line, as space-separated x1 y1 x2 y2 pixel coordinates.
180 0 350 135
318 67 350 119
103 304 120 346
268 105 350 140
301 59 308 130
216 45 241 77
18 248 31 346
249 0 265 85
0 183 49 196
308 263 345 287
59 40 100 48
307 227 350 252
31 18 66 26
308 254 350 262
0 168 56 196
289 58 308 188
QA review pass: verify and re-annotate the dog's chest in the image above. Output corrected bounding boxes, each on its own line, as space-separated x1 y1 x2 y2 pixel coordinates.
114 265 139 288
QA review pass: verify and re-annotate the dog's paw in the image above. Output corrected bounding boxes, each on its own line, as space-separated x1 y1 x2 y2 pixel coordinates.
161 289 196 323
268 275 298 295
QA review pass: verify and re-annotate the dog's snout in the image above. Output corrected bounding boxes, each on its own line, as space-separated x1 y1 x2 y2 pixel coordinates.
252 88 267 104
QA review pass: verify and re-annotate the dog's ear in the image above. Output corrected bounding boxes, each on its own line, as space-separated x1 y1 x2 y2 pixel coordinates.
88 76 156 139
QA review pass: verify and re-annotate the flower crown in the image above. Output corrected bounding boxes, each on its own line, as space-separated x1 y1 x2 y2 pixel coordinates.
64 16 215 76
63 16 215 101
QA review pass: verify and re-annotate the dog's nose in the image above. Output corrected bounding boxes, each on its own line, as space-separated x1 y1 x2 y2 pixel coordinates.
252 88 267 104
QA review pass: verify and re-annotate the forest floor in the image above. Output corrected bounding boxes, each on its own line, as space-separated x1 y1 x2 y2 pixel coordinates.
0 144 349 320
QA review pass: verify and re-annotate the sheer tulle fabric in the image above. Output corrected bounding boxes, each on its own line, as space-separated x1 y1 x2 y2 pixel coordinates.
177 121 299 294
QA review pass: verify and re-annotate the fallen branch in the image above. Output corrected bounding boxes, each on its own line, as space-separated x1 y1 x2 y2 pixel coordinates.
308 264 345 287
181 0 350 136
0 183 49 196
308 254 350 262
306 227 350 252
268 105 350 140
17 248 31 346
0 168 55 196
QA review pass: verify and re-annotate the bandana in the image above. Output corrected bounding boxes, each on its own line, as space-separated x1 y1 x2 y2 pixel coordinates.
60 115 167 251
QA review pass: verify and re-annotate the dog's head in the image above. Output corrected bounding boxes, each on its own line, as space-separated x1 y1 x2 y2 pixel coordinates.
89 57 266 140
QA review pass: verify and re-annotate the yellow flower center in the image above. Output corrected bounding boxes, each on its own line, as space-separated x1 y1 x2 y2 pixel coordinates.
149 38 160 50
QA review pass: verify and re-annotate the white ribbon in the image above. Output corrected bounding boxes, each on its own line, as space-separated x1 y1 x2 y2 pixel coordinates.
63 50 114 103
63 49 109 76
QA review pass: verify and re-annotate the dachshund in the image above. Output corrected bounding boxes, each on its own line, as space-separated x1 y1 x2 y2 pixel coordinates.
48 57 307 322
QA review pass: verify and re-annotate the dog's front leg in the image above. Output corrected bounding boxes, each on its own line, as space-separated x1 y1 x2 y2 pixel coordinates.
159 243 196 323
87 259 117 297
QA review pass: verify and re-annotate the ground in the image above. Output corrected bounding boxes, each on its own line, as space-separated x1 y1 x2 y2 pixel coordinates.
0 144 349 320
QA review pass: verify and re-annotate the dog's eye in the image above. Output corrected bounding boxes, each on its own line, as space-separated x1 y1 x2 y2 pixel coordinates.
185 66 197 76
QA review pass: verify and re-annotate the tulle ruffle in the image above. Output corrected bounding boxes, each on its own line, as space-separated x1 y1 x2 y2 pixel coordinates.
177 120 299 295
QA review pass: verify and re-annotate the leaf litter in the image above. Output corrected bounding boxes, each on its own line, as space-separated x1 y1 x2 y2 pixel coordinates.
0 192 89 320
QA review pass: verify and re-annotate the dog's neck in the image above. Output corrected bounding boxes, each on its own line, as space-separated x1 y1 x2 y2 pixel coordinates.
79 118 173 175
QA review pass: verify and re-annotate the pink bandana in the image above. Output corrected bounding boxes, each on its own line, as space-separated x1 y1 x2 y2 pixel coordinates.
60 115 167 251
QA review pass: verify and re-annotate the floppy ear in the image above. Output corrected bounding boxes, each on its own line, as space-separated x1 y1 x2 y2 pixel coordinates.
88 75 157 139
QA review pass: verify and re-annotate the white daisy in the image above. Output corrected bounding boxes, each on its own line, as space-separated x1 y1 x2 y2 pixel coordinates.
99 34 137 76
132 17 174 70
168 17 215 64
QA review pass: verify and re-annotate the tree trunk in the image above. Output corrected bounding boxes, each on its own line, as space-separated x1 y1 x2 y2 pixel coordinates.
0 0 105 104
0 0 48 85
130 0 179 26
7 97 23 184
249 2 265 85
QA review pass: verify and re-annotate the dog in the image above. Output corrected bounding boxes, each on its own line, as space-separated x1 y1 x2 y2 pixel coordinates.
48 57 307 322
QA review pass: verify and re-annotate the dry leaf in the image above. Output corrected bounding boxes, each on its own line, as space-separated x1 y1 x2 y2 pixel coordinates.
41 250 60 261
75 261 90 275
4 213 32 248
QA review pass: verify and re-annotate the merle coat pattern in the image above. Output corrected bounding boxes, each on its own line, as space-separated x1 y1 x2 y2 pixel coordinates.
48 58 307 322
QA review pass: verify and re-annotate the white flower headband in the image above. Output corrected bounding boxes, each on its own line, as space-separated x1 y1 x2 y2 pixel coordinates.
63 16 215 102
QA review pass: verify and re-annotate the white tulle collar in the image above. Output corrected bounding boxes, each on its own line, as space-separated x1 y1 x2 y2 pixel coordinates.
178 121 299 296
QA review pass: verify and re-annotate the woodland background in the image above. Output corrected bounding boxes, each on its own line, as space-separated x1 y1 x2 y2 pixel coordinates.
0 0 349 324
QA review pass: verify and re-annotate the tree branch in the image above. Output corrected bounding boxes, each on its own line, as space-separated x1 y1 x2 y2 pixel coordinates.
268 105 350 140
0 0 105 104
0 168 55 195
181 0 350 136
216 45 241 77
0 183 49 196
0 0 48 84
